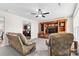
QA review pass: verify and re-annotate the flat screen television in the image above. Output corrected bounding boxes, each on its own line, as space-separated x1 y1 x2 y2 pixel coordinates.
47 27 58 34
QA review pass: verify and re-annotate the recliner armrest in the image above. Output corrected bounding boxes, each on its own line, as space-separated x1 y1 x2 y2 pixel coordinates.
24 40 36 46
46 40 50 47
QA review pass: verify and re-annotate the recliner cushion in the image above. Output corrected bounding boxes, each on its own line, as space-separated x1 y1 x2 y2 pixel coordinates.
17 33 34 46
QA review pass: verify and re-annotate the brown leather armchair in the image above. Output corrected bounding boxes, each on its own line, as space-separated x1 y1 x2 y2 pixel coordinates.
46 33 74 56
6 32 36 56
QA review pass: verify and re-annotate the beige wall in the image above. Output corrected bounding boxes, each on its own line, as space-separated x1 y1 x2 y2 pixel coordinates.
66 17 73 33
0 10 39 46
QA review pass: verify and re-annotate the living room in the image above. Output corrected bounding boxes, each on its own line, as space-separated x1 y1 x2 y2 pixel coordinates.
0 3 79 56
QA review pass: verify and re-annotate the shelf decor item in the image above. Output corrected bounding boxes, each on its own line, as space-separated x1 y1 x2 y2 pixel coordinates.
60 22 65 26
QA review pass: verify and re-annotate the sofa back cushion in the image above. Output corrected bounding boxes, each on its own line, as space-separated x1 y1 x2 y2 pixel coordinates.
7 32 32 46
17 33 28 45
49 33 74 55
6 33 23 52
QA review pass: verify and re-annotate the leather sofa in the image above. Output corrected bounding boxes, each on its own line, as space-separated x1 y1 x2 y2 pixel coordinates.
6 32 36 56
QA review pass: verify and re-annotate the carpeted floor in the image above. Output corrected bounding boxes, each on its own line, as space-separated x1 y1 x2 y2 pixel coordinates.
0 38 78 56
27 38 49 56
0 38 49 56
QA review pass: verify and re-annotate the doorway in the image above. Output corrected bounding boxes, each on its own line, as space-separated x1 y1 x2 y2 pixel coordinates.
0 17 5 44
23 23 31 39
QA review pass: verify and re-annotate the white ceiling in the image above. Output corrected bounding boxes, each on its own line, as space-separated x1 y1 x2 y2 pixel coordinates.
0 3 77 22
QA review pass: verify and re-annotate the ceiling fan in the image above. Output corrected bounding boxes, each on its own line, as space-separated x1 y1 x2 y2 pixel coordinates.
31 9 50 18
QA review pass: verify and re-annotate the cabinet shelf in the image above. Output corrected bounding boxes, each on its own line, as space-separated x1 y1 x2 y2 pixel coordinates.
38 19 66 38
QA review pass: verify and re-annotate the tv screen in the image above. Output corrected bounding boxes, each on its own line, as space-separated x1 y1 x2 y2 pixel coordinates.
47 27 58 34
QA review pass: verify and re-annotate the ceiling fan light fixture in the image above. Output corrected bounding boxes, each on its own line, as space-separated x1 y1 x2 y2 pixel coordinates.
39 14 42 17
36 8 38 12
31 9 50 18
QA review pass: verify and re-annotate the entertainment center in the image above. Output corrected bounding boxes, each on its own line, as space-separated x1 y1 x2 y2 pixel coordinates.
38 19 67 38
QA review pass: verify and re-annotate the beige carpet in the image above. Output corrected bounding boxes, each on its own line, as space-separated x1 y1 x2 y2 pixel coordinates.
0 38 78 56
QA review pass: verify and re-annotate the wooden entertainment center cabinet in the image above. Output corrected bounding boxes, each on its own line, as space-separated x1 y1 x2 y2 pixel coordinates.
38 19 67 38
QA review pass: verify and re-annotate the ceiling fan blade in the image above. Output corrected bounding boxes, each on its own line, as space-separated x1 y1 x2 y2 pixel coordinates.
36 15 45 18
43 12 50 15
42 15 45 17
36 15 38 17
